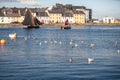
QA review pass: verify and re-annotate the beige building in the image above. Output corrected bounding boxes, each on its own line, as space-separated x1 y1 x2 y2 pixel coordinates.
73 11 86 24
6 12 22 23
48 11 62 23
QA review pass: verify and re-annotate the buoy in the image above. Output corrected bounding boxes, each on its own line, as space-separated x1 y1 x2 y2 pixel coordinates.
0 39 6 45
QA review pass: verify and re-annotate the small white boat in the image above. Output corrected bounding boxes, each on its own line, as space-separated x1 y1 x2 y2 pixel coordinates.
9 33 17 39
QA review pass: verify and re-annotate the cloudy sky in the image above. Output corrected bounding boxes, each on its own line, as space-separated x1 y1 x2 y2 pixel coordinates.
0 0 120 19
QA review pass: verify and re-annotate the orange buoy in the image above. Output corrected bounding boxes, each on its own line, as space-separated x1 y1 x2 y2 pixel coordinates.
0 39 6 45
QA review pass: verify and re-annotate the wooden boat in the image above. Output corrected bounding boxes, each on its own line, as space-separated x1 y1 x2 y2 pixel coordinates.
61 19 71 30
22 9 42 29
61 25 71 30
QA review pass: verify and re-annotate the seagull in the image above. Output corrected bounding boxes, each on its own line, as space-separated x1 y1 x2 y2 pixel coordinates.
115 41 118 47
88 58 94 64
90 43 95 48
39 42 42 45
117 50 120 54
74 43 78 47
44 41 47 44
68 58 73 63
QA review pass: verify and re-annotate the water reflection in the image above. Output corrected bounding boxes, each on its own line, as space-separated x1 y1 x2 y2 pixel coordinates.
0 45 5 53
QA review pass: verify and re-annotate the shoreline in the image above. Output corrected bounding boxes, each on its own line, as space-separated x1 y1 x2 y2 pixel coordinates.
0 23 120 27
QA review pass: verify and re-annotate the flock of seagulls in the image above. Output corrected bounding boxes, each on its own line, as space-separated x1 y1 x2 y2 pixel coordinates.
1 32 119 64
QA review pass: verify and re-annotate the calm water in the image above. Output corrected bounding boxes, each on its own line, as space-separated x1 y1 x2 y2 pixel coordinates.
0 26 120 80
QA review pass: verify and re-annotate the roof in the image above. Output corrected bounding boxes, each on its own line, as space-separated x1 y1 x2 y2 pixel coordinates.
0 11 5 17
48 10 62 14
37 12 49 17
6 13 21 17
62 11 73 17
73 11 85 14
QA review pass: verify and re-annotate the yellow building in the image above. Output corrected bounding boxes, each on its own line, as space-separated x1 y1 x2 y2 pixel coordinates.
48 11 62 23
73 11 86 24
5 10 22 23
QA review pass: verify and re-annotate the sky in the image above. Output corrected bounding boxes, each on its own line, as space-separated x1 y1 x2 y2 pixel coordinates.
0 0 120 19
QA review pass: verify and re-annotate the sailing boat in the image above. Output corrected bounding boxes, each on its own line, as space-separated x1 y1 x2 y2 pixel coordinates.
22 9 42 29
61 19 71 30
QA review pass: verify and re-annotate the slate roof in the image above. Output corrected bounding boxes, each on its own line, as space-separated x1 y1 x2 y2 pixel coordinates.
37 12 49 17
62 11 73 17
73 11 85 14
5 13 21 17
48 10 62 14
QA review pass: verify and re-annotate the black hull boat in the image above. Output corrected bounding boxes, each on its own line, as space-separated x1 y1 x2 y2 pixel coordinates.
61 26 71 30
61 19 71 30
22 9 42 29
23 25 40 29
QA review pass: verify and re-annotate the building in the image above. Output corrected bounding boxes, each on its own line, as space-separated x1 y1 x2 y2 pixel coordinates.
62 11 75 23
37 11 50 24
103 16 115 23
48 10 62 23
114 19 120 24
0 9 9 24
0 7 22 24
73 11 85 24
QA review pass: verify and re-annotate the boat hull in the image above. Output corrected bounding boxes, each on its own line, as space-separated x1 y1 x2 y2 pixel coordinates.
61 26 71 30
23 25 40 29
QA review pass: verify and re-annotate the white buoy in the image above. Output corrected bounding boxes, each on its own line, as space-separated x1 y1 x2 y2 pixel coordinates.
88 58 94 64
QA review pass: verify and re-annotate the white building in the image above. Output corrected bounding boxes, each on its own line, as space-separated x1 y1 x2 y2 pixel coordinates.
37 12 50 24
61 11 75 23
0 11 10 24
62 17 75 23
103 16 115 23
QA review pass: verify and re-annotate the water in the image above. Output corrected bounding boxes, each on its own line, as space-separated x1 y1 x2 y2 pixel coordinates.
0 26 120 80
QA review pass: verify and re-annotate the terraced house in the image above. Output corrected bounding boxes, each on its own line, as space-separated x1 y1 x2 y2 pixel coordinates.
0 7 22 24
0 3 92 24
